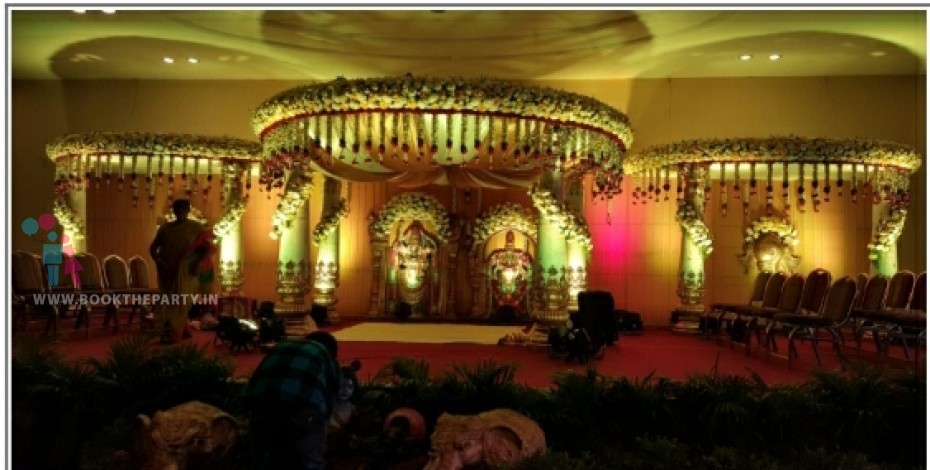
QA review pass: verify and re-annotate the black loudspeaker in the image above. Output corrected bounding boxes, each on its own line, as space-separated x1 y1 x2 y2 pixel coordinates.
615 310 644 334
310 304 330 326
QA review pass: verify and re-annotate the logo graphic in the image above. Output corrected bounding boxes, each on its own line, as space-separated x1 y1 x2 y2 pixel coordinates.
21 213 82 286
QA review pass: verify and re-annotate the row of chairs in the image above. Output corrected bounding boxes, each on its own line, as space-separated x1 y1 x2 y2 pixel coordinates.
12 251 159 337
709 268 926 368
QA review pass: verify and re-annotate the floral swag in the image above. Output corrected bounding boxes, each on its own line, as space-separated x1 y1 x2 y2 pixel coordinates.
528 185 593 251
370 192 451 242
270 172 314 240
471 203 538 247
47 132 262 162
312 198 349 246
213 199 247 239
52 197 85 240
868 205 907 261
626 136 922 175
675 200 713 256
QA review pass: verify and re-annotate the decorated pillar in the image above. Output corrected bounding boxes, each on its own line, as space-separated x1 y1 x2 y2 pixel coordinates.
53 191 87 254
529 169 571 325
215 163 247 295
312 177 346 322
564 176 588 307
273 169 314 316
868 170 909 276
367 235 389 317
673 164 713 330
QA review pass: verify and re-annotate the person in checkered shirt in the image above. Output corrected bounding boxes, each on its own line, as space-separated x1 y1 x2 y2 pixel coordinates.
247 331 343 469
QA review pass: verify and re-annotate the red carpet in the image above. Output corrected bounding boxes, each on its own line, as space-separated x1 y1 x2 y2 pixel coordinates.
40 322 921 388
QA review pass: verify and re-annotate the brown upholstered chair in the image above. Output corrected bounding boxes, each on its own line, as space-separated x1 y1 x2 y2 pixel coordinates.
884 272 926 361
705 271 773 336
851 270 915 354
74 253 118 337
741 273 806 354
128 256 159 328
103 255 137 330
769 276 858 368
847 274 890 353
715 272 787 345
12 251 58 335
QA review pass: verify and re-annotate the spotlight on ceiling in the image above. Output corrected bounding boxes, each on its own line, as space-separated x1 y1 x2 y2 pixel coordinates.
102 9 116 14
187 57 199 64
739 54 753 61
73 9 87 14
163 57 175 64
769 53 782 61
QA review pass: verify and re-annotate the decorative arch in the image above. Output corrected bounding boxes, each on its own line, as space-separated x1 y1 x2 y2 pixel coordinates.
370 192 451 242
471 203 538 247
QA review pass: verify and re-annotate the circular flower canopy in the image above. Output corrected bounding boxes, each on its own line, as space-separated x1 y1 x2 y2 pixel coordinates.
251 75 633 192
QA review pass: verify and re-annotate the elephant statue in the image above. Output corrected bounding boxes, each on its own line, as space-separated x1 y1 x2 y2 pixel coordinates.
423 408 546 470
137 400 239 470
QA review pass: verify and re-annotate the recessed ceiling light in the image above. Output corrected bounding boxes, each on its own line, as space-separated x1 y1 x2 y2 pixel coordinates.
73 9 87 14
163 57 175 64
870 50 887 57
102 9 116 14
739 54 752 61
769 53 782 61
187 57 199 64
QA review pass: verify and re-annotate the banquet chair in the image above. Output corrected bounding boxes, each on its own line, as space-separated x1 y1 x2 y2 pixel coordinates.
884 272 926 361
74 253 119 337
847 274 890 354
43 253 83 331
715 272 786 346
128 255 159 328
12 251 58 335
852 273 871 310
102 254 137 331
851 270 915 354
769 276 858 368
741 273 806 355
707 271 772 335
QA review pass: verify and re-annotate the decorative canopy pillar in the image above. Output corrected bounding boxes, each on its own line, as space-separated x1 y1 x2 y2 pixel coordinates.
674 164 713 327
215 163 248 295
312 176 347 321
868 169 911 277
271 167 314 315
53 192 87 254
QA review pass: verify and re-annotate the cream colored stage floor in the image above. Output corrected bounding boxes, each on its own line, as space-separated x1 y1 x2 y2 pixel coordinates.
332 322 519 345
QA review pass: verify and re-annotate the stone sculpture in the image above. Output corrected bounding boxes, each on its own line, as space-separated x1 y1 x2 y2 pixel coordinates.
423 408 546 470
136 400 239 470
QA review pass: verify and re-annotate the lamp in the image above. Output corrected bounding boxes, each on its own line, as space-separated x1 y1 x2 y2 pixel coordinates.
251 75 633 197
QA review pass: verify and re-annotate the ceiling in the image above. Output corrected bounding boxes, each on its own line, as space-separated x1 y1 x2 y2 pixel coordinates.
9 8 927 81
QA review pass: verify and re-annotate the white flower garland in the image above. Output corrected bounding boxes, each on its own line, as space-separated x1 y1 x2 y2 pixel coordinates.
868 206 907 260
47 132 262 162
528 185 593 251
251 75 634 149
270 174 314 240
472 203 538 246
213 199 247 239
627 136 922 175
52 197 85 239
312 198 349 246
371 192 451 242
744 217 799 247
675 201 713 255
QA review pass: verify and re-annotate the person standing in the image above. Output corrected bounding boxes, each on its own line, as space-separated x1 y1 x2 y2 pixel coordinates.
149 198 215 344
247 331 343 469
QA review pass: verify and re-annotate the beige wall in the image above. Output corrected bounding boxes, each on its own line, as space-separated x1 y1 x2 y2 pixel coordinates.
11 76 925 324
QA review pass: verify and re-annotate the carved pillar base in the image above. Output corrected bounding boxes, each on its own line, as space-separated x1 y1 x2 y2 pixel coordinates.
277 260 310 316
531 266 570 326
672 275 705 333
218 260 244 296
313 261 339 323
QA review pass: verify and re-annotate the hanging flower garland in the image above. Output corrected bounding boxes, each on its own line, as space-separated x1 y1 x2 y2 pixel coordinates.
371 192 451 242
52 197 85 240
46 132 262 162
213 199 247 239
675 200 713 255
471 203 538 247
312 198 350 246
270 173 314 240
528 185 593 251
252 75 634 149
743 217 799 247
867 206 908 260
626 136 922 175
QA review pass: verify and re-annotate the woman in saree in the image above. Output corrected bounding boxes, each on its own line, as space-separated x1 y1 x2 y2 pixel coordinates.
149 199 215 344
